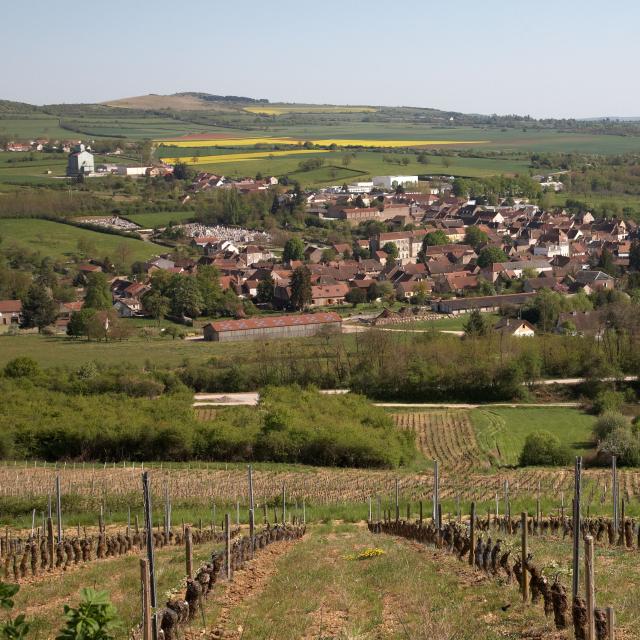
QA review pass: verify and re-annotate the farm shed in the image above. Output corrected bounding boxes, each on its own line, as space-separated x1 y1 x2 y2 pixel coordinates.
203 312 342 342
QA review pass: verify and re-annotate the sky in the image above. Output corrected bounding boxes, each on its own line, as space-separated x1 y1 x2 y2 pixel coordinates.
2 0 639 119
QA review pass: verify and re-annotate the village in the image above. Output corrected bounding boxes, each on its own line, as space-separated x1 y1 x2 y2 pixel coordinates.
0 146 628 343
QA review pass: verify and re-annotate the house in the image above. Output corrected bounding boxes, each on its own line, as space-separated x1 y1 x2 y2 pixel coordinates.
203 312 342 342
574 270 615 291
494 317 536 337
311 283 350 306
113 298 143 318
557 310 604 338
0 300 22 329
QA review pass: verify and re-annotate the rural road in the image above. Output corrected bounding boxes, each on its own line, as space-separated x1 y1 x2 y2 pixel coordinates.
193 376 637 407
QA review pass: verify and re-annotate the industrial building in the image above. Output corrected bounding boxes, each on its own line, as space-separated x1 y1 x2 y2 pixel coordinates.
372 175 419 189
66 144 94 177
203 312 342 342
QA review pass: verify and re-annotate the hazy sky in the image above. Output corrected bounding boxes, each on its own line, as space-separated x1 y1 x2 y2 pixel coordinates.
2 0 638 118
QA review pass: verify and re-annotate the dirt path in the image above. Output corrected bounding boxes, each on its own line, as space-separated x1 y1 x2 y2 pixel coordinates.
203 538 302 639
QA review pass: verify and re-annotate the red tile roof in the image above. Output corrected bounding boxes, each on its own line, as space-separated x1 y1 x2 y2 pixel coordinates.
0 300 21 313
206 312 342 333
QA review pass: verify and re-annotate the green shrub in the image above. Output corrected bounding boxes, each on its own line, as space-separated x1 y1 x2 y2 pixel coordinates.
56 588 120 640
592 390 625 415
593 412 629 441
600 428 640 466
3 357 40 379
519 430 572 466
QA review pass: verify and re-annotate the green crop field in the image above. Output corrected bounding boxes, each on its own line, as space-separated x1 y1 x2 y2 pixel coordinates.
0 115 73 140
124 210 195 228
188 151 530 186
471 406 596 466
0 218 166 262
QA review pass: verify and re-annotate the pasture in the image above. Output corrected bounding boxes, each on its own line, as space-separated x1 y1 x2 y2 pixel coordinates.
0 218 165 263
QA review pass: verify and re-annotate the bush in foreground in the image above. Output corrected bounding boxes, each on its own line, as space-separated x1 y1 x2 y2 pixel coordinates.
519 430 572 466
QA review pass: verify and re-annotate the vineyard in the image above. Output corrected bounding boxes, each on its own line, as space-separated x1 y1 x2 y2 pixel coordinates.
1 408 638 638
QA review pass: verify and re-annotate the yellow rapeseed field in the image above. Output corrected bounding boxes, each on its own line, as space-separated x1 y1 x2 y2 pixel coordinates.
159 149 330 165
157 136 486 149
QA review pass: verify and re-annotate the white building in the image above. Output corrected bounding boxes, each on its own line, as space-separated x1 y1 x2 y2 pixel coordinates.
66 144 95 177
372 175 419 190
116 166 150 177
346 181 374 194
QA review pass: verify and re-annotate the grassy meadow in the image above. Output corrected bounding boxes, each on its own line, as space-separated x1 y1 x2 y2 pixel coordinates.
124 209 195 228
471 406 596 465
0 218 165 262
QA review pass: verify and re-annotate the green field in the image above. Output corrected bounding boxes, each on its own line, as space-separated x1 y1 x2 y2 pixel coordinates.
0 151 138 185
124 210 195 228
0 333 257 368
0 218 166 262
188 151 531 186
471 406 595 465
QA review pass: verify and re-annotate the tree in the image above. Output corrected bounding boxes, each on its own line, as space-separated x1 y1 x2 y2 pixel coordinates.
67 308 95 338
195 265 222 316
477 246 508 268
519 431 572 466
170 276 203 318
142 291 170 326
20 282 57 331
464 226 489 250
422 230 448 248
532 288 562 332
84 272 112 310
283 237 305 263
382 242 399 260
289 266 312 310
367 281 395 304
596 247 618 277
345 287 366 306
463 309 489 337
630 240 640 271
256 276 275 303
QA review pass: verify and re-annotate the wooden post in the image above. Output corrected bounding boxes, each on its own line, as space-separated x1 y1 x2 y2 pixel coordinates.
185 526 193 579
419 500 423 525
521 512 529 602
572 456 583 600
247 465 255 551
606 607 615 640
469 502 476 566
611 455 618 542
281 484 287 524
225 513 232 580
619 498 625 545
140 558 152 640
395 479 399 522
368 497 372 522
585 535 596 640
55 475 62 543
377 495 381 522
142 472 158 640
406 503 410 521
47 517 54 571
433 460 439 522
